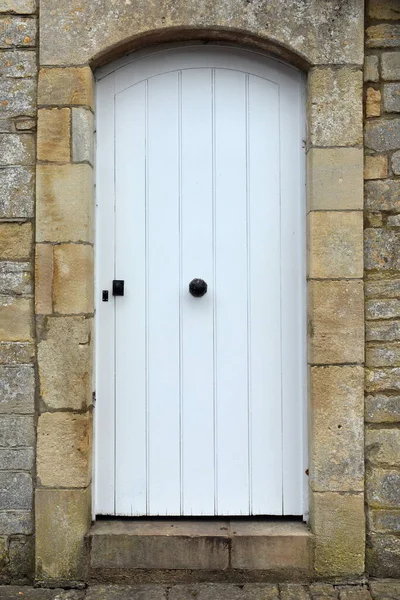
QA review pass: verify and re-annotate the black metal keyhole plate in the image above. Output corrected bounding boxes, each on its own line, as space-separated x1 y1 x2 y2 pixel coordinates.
189 278 207 297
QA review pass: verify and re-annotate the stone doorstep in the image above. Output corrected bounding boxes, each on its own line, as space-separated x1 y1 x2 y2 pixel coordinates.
88 519 312 583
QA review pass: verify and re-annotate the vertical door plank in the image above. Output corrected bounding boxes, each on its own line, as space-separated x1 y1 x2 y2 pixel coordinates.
181 69 215 515
248 75 283 515
115 83 147 515
95 74 116 515
147 72 181 515
214 69 249 515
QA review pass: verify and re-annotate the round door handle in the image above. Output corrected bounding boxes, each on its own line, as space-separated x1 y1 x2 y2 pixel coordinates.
189 278 207 297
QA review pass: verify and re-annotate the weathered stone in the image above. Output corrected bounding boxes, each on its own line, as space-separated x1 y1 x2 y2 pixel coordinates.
0 78 36 117
37 108 71 162
0 50 36 78
308 281 364 365
365 229 400 271
0 118 12 132
0 134 34 166
0 1 36 13
367 24 400 49
37 412 92 488
0 472 32 510
35 244 52 315
72 108 93 164
0 166 34 218
309 582 337 597
308 212 363 279
367 534 400 577
310 492 365 577
367 319 400 342
368 0 400 20
0 16 36 47
0 512 32 536
279 584 308 600
0 365 34 413
0 261 31 296
364 55 379 83
37 316 92 410
0 342 34 364
367 468 400 508
383 83 400 113
307 148 363 211
35 487 91 582
0 297 32 342
368 509 400 534
36 164 93 243
338 588 371 600
365 120 400 152
364 155 388 180
392 150 400 175
366 394 400 423
366 278 400 299
366 367 400 392
365 180 400 212
9 535 34 582
0 415 34 447
366 429 400 465
366 299 400 320
53 244 94 314
308 67 362 147
367 343 400 367
382 52 400 81
369 578 400 598
14 118 35 131
310 366 364 492
86 585 166 600
366 88 381 117
366 212 384 227
38 67 94 108
388 214 400 227
0 222 32 260
0 447 34 470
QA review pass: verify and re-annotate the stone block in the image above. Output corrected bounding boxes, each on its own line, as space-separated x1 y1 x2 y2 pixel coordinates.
308 67 362 147
279 585 308 600
53 244 94 314
0 415 34 447
0 511 32 535
86 587 165 600
36 164 93 243
366 119 400 153
365 229 400 271
367 24 400 48
0 447 33 470
0 15 36 47
15 118 35 131
35 244 52 315
310 491 365 578
308 212 363 278
368 509 400 534
37 411 92 488
364 55 379 82
37 108 70 162
383 83 400 113
0 119 12 132
9 535 34 582
35 487 91 582
366 394 400 423
0 342 34 364
367 343 400 367
365 180 400 211
367 467 400 508
388 214 400 227
366 299 400 320
366 367 400 392
0 297 32 342
369 579 400 599
309 366 364 492
366 212 384 228
0 261 31 296
366 278 400 299
366 88 381 117
38 67 94 108
0 134 34 166
368 0 400 20
307 148 363 211
367 534 400 577
0 167 34 219
0 364 34 413
0 51 36 78
308 281 364 365
366 428 400 465
382 52 400 81
0 472 32 510
0 78 36 117
168 584 280 600
0 222 32 260
37 316 92 410
364 155 388 180
0 1 36 13
72 108 94 164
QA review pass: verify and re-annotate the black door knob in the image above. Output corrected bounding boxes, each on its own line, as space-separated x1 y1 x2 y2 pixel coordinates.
189 278 207 297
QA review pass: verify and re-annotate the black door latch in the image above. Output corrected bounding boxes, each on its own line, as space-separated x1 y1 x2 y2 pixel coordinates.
112 280 125 296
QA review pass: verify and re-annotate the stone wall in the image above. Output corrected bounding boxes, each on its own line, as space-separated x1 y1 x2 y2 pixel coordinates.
364 0 400 579
0 0 37 584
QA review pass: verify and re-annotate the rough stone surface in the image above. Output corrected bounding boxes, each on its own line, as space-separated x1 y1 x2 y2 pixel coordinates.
0 261 32 296
308 68 363 147
366 395 400 423
308 280 364 365
0 78 36 117
36 164 93 243
368 510 400 534
367 25 400 49
0 343 34 365
37 108 70 162
367 317 400 342
365 180 400 212
53 244 94 314
72 108 94 164
308 212 363 279
38 67 94 108
0 52 36 79
0 134 34 166
366 429 400 465
0 415 34 447
37 411 92 488
0 472 32 510
366 88 381 117
0 16 36 47
0 167 34 219
8 535 34 582
366 343 400 367
367 468 400 509
0 512 32 535
366 299 400 320
35 243 52 314
169 584 279 600
364 55 379 83
382 52 400 81
365 120 400 153
365 229 400 271
364 155 388 180
367 534 400 577
0 223 32 260
366 368 400 392
383 83 400 113
0 365 34 414
37 316 92 410
0 297 32 342
369 580 400 598
368 0 400 20
0 447 34 470
365 279 400 299
310 366 364 492
0 1 36 13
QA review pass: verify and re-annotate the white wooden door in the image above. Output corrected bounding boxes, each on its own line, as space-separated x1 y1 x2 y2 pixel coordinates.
95 44 306 517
